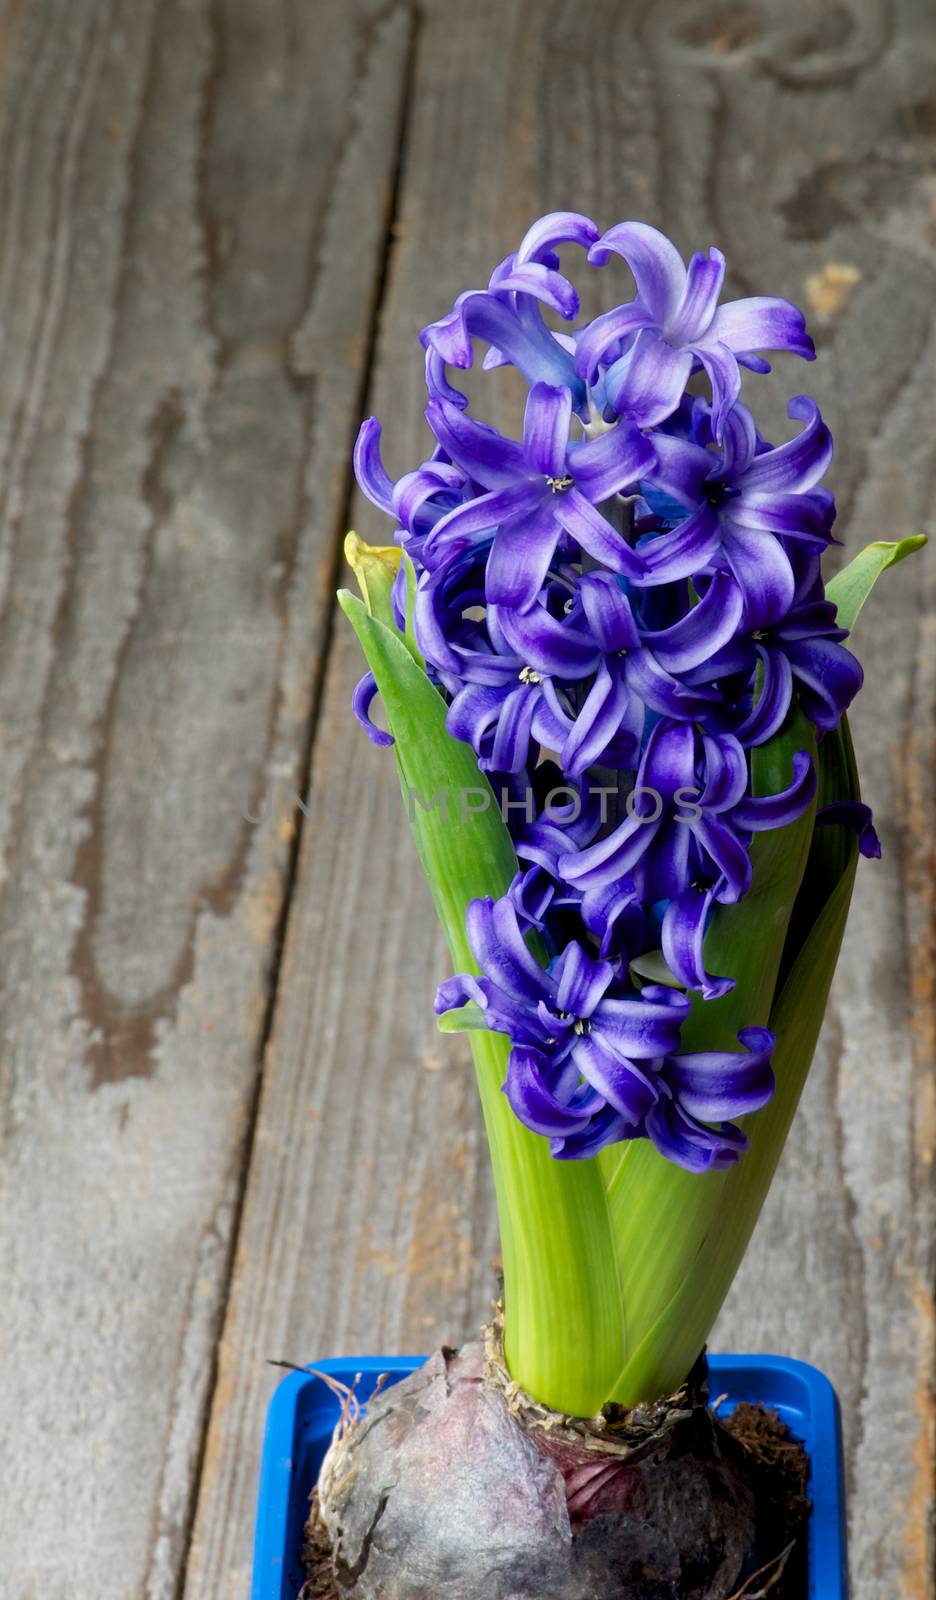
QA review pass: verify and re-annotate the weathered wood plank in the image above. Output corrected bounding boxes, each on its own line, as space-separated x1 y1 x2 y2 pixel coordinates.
0 3 411 1597
186 1 935 1595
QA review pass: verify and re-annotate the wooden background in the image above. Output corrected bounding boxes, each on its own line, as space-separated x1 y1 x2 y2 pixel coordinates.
0 1 932 1595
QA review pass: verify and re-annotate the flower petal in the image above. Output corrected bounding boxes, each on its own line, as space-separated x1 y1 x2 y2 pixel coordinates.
690 815 752 902
553 489 646 578
640 570 744 673
523 382 573 476
699 733 749 813
394 462 466 539
581 879 643 959
661 887 735 1000
643 433 713 508
568 419 656 501
424 482 541 566
421 289 583 398
551 1105 636 1160
561 659 640 778
351 671 394 747
691 339 742 442
574 302 655 383
705 295 816 361
645 1100 748 1172
560 809 661 888
625 649 722 719
447 681 508 745
738 396 832 494
634 501 722 585
667 248 726 343
587 221 687 324
426 396 526 489
353 418 395 514
571 1034 659 1123
665 1025 776 1121
606 329 695 427
553 942 616 1016
815 801 881 859
493 262 580 319
516 211 601 265
733 645 794 747
730 749 816 831
717 402 759 479
637 817 694 902
641 717 699 802
485 506 559 608
594 984 690 1060
504 1046 604 1136
482 682 540 773
730 489 836 542
466 895 553 1002
578 571 641 652
495 600 598 678
720 524 796 627
785 637 863 731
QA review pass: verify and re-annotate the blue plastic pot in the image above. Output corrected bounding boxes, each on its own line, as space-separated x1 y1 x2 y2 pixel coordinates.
252 1353 847 1600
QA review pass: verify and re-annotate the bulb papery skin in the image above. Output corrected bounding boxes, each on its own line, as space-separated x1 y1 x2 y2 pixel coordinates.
316 1342 756 1600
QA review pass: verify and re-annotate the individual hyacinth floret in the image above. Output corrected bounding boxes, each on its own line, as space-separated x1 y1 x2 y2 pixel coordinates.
352 213 866 1171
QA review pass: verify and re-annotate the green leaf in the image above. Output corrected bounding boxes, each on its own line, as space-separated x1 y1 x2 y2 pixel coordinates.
777 714 858 991
603 711 820 1403
402 551 425 668
338 589 517 959
605 703 869 1404
437 1003 488 1033
607 847 857 1406
338 588 625 1415
826 536 926 633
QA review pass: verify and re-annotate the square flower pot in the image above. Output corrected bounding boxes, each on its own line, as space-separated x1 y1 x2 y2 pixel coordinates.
252 1353 847 1600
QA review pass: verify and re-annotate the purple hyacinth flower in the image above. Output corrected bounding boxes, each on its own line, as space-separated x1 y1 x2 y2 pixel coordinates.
493 571 646 775
637 397 835 628
569 1025 776 1169
559 718 817 908
623 569 747 723
506 785 647 959
553 1025 776 1168
506 791 602 931
420 212 600 412
435 897 776 1167
577 221 814 438
354 416 475 563
421 385 655 609
737 557 862 742
815 801 882 859
674 542 862 746
414 564 645 776
435 896 690 1136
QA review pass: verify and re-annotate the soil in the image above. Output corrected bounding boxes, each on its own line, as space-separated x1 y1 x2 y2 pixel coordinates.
301 1397 811 1600
722 1403 811 1599
300 1493 342 1600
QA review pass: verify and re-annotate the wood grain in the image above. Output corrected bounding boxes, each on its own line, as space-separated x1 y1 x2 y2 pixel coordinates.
0 3 411 1596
